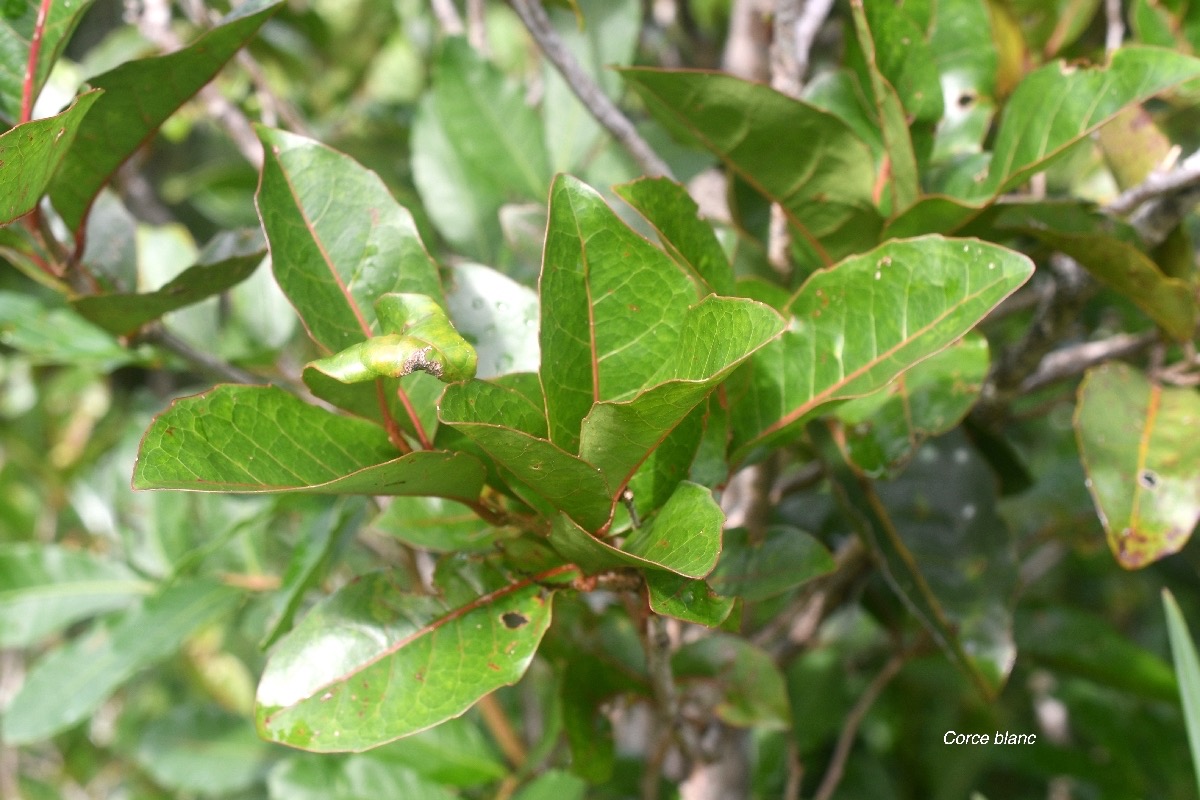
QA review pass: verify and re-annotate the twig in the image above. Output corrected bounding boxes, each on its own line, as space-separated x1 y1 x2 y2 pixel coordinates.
467 0 489 54
137 325 267 385
754 538 871 660
430 0 465 35
1108 149 1200 216
794 0 835 85
722 0 771 81
1105 0 1125 54
477 693 528 767
784 739 803 800
812 649 907 800
1019 330 1158 393
973 254 1095 423
770 0 803 99
508 0 674 179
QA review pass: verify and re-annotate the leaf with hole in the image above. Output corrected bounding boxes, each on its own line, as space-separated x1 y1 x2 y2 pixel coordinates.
1075 363 1200 569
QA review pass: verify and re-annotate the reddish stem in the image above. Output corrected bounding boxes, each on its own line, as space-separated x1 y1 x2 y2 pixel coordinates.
395 384 434 450
21 0 54 123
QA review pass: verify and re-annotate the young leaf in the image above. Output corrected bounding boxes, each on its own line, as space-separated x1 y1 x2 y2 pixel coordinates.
729 236 1032 457
3 580 241 743
645 572 735 627
48 0 283 231
0 0 96 125
134 384 485 502
620 67 881 265
1075 363 1200 569
439 380 613 532
256 568 569 751
308 294 478 384
0 91 99 225
549 481 723 577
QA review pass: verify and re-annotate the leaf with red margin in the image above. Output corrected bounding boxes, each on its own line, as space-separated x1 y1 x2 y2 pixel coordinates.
0 92 99 225
539 176 784 496
48 0 282 231
256 567 571 751
256 126 446 446
728 236 1031 458
0 0 97 125
619 67 881 266
1075 362 1200 569
133 385 484 503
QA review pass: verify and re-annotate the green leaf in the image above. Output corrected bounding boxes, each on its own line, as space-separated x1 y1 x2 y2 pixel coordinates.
672 635 790 729
308 294 478 384
1075 363 1200 569
268 754 459 800
997 206 1197 341
834 333 990 477
0 543 151 647
0 91 99 225
1017 606 1177 703
540 174 696 451
368 715 507 786
0 0 96 125
1163 588 1200 800
645 572 735 627
371 496 503 553
48 0 283 231
412 37 551 261
817 424 1017 699
614 176 736 296
257 126 446 444
261 499 365 649
130 706 272 796
967 46 1200 201
0 290 141 369
134 384 485 503
540 175 785 478
578 296 784 492
730 236 1032 456
848 0 922 213
709 526 835 602
439 379 613 531
549 481 723 577
72 229 265 335
513 769 588 800
620 67 881 266
256 127 446 353
256 568 566 751
3 579 241 743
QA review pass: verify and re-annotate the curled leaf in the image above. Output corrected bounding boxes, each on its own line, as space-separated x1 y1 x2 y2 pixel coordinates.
308 293 478 384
